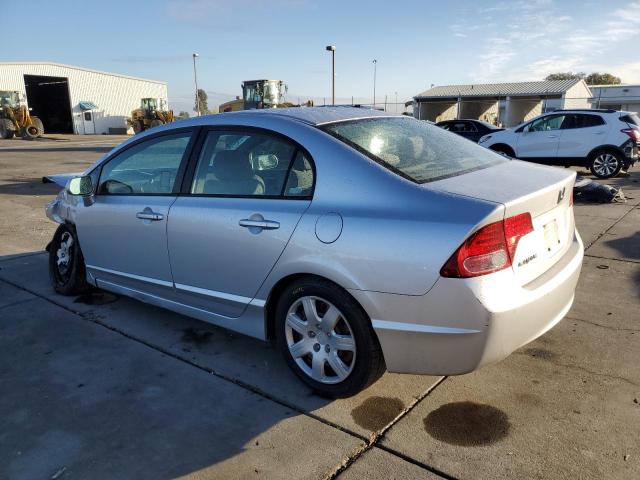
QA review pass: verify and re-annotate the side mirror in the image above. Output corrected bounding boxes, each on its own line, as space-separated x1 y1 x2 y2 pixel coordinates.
523 125 530 133
68 176 95 206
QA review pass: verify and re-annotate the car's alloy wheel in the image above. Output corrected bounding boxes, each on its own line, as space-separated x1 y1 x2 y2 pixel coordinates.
591 152 621 178
275 277 385 397
56 231 74 281
285 296 356 384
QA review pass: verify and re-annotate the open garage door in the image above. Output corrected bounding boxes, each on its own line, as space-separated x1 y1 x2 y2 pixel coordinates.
23 75 74 134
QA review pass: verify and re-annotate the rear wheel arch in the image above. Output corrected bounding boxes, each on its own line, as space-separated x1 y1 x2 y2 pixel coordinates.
264 273 374 342
586 144 624 161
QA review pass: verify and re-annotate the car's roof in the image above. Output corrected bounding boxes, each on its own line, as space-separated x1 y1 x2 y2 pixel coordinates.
203 106 400 126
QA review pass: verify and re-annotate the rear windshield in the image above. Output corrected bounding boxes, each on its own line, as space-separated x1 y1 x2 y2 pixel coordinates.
620 113 640 126
322 117 505 183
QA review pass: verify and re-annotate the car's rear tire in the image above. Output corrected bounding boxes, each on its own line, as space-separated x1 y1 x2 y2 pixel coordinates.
48 224 91 295
275 277 385 398
589 149 623 179
490 144 515 158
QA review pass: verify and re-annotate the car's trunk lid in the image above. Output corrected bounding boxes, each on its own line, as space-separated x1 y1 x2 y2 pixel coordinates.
427 160 576 285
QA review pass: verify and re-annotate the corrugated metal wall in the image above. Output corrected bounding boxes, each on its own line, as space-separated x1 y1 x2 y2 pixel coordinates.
0 63 168 134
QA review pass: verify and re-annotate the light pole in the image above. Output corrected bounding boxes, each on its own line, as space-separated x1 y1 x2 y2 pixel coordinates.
372 59 377 109
395 91 398 112
192 53 200 116
326 45 336 105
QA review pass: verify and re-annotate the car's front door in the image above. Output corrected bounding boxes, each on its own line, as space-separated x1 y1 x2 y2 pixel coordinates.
167 128 314 318
516 114 566 162
75 129 195 296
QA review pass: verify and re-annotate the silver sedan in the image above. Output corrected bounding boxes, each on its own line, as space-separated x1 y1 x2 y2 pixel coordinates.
45 107 583 397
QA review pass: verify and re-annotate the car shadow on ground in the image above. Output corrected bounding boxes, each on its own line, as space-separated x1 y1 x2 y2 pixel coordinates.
0 178 61 196
0 252 346 479
1 251 441 478
0 147 114 154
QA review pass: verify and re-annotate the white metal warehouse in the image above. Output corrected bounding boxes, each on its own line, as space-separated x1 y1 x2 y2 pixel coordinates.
0 62 168 135
413 79 592 127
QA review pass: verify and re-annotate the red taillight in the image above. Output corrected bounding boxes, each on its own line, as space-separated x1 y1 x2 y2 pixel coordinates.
441 213 533 278
621 128 640 142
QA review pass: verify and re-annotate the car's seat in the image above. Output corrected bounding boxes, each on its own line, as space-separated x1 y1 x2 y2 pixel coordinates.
203 150 265 195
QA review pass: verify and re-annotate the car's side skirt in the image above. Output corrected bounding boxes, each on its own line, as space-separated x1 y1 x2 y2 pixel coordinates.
93 277 268 340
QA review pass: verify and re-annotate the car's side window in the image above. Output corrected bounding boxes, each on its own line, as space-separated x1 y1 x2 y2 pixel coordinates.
191 130 314 197
98 133 192 195
284 151 314 197
529 115 565 132
578 114 605 128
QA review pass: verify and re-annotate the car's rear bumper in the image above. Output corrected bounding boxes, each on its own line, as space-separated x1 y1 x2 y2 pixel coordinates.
349 230 584 375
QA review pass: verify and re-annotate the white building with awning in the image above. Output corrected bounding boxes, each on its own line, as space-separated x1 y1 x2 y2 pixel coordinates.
412 79 592 127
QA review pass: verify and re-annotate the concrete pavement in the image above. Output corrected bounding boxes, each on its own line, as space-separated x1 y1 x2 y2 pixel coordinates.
0 137 638 478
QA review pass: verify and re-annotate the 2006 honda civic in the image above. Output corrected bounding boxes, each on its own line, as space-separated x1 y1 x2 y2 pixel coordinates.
45 107 583 397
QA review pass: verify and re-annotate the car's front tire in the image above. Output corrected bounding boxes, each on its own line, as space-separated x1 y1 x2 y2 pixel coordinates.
589 149 623 179
48 224 90 295
275 277 385 398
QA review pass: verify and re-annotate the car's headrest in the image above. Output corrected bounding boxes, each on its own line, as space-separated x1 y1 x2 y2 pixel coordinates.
211 150 253 181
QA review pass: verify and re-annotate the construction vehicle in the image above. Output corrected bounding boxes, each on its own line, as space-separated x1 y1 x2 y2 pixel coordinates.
219 80 288 112
0 90 44 140
127 98 174 134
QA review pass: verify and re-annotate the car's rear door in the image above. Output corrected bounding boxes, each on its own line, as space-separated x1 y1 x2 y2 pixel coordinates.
166 127 314 318
75 128 197 297
516 114 565 162
556 114 608 163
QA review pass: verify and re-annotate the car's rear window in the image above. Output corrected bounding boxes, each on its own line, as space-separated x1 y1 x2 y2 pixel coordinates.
322 117 505 183
620 113 640 126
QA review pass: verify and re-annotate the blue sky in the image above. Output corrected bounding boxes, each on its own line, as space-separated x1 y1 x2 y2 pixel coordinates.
9 0 640 113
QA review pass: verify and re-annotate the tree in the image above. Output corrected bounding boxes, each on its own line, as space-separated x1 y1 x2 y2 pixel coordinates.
584 72 621 85
545 72 585 81
544 72 622 85
194 89 209 115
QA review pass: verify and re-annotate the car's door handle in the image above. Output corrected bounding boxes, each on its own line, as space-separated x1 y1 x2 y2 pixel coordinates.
239 219 280 230
592 131 605 135
547 134 559 138
136 211 164 221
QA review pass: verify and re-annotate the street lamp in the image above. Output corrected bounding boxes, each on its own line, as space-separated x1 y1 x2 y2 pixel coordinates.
372 59 377 109
326 45 336 105
192 53 200 116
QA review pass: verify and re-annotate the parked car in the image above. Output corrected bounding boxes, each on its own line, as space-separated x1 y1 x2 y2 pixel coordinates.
436 119 504 142
44 107 583 397
479 109 639 178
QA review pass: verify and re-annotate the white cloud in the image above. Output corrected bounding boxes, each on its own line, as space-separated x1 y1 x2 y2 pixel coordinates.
466 0 640 83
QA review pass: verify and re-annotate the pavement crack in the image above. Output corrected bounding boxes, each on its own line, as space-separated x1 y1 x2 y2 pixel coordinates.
566 315 640 332
0 297 37 311
583 205 638 252
583 253 640 264
322 376 456 480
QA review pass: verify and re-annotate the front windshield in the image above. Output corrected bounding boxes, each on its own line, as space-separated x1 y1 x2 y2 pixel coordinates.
141 98 157 110
323 117 505 183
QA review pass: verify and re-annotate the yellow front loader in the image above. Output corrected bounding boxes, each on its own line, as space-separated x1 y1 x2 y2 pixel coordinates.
127 98 175 134
0 91 44 140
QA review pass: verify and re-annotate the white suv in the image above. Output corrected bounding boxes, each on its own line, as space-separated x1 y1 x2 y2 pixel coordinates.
479 109 639 178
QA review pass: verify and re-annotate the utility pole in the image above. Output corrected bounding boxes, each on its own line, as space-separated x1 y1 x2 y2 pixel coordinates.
372 59 377 108
395 91 398 112
326 45 336 105
192 53 200 116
